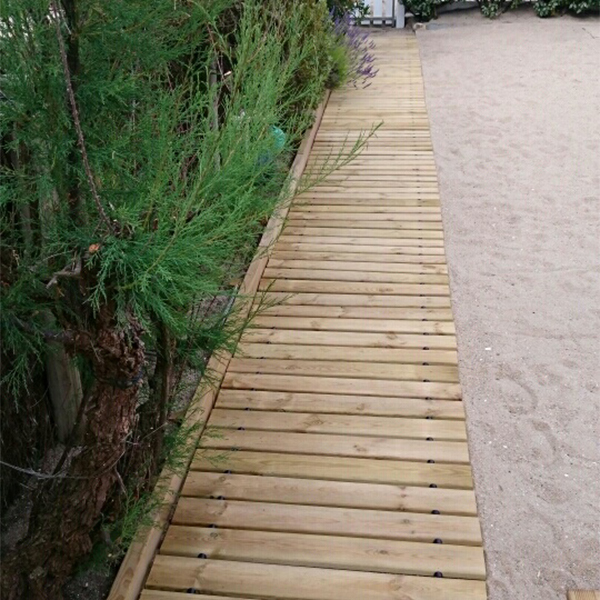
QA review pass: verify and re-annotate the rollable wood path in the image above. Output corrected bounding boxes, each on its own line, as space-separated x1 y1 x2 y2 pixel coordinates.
141 34 487 600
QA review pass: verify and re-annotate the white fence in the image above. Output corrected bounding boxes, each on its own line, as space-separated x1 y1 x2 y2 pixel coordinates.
361 0 406 28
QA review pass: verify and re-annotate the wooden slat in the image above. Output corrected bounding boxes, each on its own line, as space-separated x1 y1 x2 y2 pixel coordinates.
256 291 452 307
235 342 457 364
266 258 449 273
250 315 455 335
199 429 469 464
161 526 486 579
227 358 459 382
241 329 457 350
141 592 255 600
222 373 461 400
181 473 477 515
282 226 443 238
208 408 467 440
259 280 450 296
216 390 466 419
567 593 600 600
270 250 447 262
255 304 454 321
192 450 474 489
146 557 487 600
287 219 444 230
172 499 482 545
263 268 449 284
278 237 446 248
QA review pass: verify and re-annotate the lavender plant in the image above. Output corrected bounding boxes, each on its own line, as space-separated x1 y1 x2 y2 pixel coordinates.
329 13 378 89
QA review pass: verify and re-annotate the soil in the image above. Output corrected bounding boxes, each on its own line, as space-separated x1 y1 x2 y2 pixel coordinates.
416 9 600 599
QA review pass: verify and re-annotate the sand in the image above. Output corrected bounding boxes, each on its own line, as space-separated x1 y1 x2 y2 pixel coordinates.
414 9 600 599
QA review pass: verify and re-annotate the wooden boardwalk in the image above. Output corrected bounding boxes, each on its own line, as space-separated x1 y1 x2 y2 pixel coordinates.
141 34 487 600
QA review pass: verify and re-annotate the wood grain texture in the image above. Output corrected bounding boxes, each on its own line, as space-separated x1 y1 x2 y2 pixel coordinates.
146 557 487 600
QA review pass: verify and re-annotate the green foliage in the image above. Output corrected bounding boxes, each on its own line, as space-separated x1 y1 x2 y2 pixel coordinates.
0 0 332 394
405 0 594 20
404 0 452 21
327 0 370 18
534 0 599 15
1 1 375 590
328 43 351 88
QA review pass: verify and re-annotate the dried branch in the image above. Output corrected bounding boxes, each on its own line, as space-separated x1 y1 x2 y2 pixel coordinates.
50 3 115 234
46 255 82 288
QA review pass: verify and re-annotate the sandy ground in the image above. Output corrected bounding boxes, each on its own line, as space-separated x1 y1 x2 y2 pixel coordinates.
415 10 600 600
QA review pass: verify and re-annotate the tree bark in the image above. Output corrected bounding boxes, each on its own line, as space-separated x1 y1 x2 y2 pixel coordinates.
0 307 145 600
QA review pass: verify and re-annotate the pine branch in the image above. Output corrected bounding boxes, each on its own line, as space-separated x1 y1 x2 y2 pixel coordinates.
51 2 115 235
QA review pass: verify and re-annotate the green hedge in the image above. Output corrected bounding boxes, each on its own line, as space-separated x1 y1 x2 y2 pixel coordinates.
405 0 599 20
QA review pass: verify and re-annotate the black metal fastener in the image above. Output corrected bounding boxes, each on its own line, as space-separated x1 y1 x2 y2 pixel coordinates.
238 426 245 430
209 524 217 528
434 572 444 578
426 416 433 420
431 510 440 515
217 495 225 500
224 470 232 474
429 483 438 488
427 459 435 463
433 539 443 544
426 437 434 441
197 553 207 559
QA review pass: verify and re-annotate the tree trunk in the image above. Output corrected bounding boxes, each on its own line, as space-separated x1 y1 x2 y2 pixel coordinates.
0 308 145 600
46 334 83 443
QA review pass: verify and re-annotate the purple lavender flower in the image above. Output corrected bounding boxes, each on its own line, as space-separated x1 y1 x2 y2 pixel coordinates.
331 12 378 89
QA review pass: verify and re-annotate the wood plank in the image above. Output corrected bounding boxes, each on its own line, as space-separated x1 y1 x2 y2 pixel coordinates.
216 390 466 420
255 304 454 321
146 557 487 600
267 258 448 273
290 205 441 213
172 499 482 545
199 429 469 464
263 268 449 284
241 329 457 350
236 342 457 365
293 197 440 206
222 373 461 400
286 219 444 230
278 236 446 248
208 409 467 440
259 280 450 296
141 592 255 600
250 316 455 335
283 227 443 238
227 358 459 383
270 250 447 263
567 593 600 600
181 473 477 515
289 211 443 220
257 291 452 307
161 526 486 580
192 450 474 489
